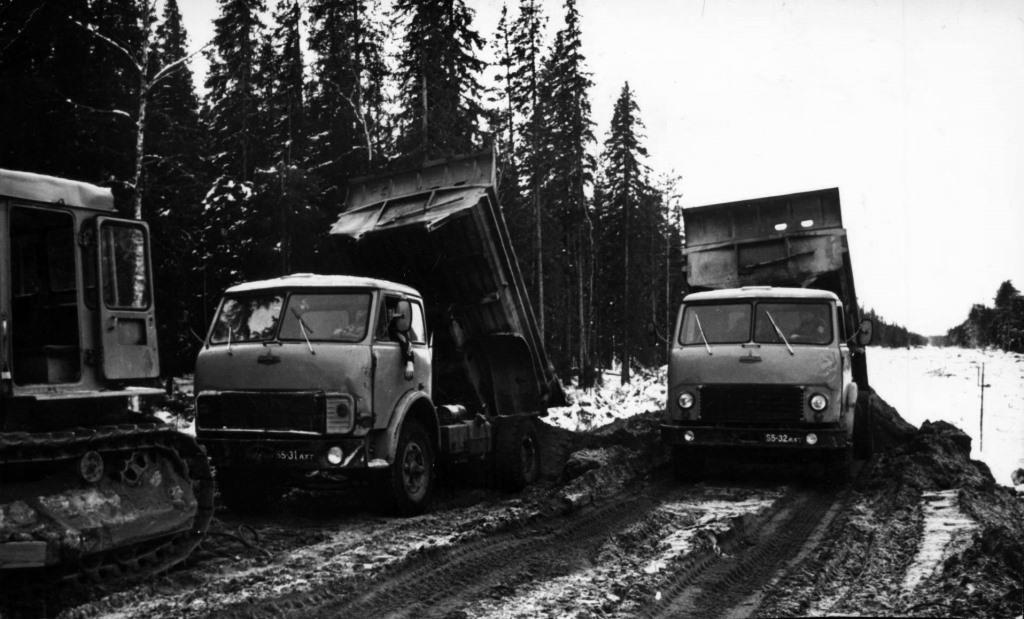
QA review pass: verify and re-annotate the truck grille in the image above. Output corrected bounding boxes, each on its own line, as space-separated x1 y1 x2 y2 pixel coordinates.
196 391 325 433
699 385 804 424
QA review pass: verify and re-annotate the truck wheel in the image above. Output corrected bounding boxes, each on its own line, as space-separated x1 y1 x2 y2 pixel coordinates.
671 446 705 481
217 468 285 514
853 400 874 460
387 419 435 515
494 418 540 491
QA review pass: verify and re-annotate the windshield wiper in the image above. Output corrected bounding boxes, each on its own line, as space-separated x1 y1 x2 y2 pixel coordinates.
765 311 794 355
290 307 316 355
693 314 713 356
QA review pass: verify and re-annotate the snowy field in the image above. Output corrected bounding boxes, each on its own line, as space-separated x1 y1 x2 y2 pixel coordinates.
868 346 1024 487
549 347 1024 487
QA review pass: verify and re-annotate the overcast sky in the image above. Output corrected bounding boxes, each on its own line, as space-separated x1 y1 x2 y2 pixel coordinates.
178 0 1024 336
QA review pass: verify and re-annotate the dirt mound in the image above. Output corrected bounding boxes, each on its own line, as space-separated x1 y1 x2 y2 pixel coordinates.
886 421 1024 617
759 413 1024 618
863 388 917 452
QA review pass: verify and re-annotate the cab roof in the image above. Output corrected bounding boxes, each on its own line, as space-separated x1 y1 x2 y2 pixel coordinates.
0 168 114 212
225 273 420 297
683 286 840 302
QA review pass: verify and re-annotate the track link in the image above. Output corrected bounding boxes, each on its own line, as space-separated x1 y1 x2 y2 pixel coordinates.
0 424 214 600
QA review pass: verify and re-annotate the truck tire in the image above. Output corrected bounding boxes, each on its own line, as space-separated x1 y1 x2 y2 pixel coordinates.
494 417 540 491
671 446 705 481
387 419 435 515
217 468 285 514
853 400 874 460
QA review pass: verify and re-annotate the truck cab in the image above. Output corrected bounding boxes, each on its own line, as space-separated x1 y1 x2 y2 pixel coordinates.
195 274 444 511
664 189 873 476
195 150 565 515
663 287 866 469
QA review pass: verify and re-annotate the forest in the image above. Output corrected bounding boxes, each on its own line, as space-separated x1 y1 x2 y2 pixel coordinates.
945 280 1024 353
0 0 684 383
0 0 938 383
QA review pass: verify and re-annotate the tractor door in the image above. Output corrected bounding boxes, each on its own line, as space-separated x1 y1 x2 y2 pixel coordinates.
94 216 159 380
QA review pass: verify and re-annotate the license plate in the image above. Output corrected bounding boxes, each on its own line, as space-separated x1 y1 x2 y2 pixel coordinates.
273 449 316 462
249 446 316 463
764 432 802 444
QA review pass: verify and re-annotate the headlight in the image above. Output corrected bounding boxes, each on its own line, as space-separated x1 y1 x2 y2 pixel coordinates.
325 394 354 433
805 433 818 446
809 393 828 411
326 446 343 465
677 392 695 410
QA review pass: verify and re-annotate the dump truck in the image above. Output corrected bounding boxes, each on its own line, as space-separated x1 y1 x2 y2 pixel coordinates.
662 188 873 475
195 150 565 514
0 170 213 591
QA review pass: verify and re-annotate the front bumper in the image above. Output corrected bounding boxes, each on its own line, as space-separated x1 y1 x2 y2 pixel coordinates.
198 433 370 470
661 423 849 450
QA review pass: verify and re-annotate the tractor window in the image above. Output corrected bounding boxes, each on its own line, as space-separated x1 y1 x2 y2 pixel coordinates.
100 222 150 309
10 206 81 384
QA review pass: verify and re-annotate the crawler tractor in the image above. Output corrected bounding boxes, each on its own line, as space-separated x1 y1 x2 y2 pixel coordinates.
0 170 213 593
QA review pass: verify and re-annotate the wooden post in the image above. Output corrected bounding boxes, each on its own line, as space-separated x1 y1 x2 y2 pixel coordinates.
978 362 989 451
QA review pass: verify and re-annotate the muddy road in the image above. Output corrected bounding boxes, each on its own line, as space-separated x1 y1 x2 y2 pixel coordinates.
19 410 1024 618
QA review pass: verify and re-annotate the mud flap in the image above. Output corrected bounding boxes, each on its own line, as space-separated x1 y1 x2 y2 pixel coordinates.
853 397 874 460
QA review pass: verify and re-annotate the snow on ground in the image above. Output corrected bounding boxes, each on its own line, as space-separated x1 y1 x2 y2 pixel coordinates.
547 365 667 432
548 346 1024 486
868 346 1024 487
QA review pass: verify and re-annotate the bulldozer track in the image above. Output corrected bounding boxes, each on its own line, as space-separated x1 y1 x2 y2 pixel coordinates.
0 423 214 607
221 485 666 618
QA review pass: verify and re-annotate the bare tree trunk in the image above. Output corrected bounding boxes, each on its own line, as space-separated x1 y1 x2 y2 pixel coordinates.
131 21 152 221
534 186 544 338
621 185 631 385
421 72 429 159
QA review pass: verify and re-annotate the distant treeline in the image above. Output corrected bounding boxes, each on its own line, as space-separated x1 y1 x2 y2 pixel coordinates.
945 281 1024 353
863 309 928 348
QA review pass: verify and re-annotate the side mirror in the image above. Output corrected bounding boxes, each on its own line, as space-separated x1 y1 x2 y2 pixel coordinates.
393 300 412 333
856 318 873 346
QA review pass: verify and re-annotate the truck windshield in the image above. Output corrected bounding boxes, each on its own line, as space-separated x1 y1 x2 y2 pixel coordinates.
679 304 751 345
209 294 284 344
754 302 832 345
279 292 371 342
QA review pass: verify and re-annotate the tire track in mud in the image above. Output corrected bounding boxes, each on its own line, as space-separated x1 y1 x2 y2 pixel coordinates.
639 485 843 619
222 484 668 618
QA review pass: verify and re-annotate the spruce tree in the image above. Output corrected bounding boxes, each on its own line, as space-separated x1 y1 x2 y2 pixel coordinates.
253 0 315 276
393 0 485 162
202 0 267 292
204 0 265 182
304 0 390 275
485 3 532 310
595 82 649 384
537 0 595 378
145 0 208 373
509 0 548 335
307 0 389 192
0 0 141 183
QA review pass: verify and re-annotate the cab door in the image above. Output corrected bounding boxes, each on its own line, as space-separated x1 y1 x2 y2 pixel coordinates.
94 216 159 379
371 294 430 427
